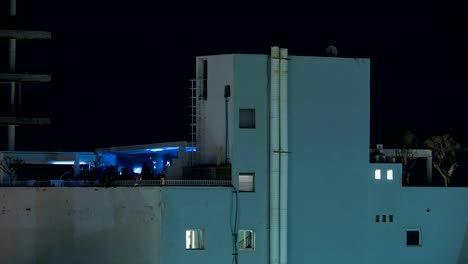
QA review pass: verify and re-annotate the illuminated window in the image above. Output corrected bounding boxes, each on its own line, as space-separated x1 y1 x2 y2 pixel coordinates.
186 229 204 250
239 173 255 192
387 169 393 180
239 109 256 128
239 230 255 250
374 169 381 180
406 229 421 246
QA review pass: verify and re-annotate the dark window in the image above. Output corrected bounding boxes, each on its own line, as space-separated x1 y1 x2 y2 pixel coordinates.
389 215 394 222
382 215 386 222
407 229 421 246
375 215 380 222
239 109 255 128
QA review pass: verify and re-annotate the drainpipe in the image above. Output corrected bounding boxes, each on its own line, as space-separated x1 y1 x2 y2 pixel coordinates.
270 46 280 264
279 48 288 264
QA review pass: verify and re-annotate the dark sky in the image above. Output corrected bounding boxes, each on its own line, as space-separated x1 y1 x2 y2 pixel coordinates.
0 0 466 151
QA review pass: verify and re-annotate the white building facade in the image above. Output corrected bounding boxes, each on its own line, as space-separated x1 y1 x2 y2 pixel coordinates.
0 49 467 263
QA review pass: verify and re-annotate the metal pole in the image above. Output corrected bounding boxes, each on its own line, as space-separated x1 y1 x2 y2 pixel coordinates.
8 0 16 151
225 97 229 164
10 0 16 17
18 82 22 107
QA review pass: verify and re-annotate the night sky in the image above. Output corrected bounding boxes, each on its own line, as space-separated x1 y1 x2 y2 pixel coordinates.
0 0 466 151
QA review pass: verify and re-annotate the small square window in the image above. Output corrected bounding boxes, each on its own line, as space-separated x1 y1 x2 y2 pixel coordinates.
387 169 393 180
406 229 421 246
186 229 204 250
239 173 255 192
239 109 256 128
239 230 255 250
374 169 381 180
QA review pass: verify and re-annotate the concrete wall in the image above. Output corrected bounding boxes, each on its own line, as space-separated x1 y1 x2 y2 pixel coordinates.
232 54 270 264
226 54 371 263
368 163 468 264
196 55 234 165
160 187 234 264
0 187 162 264
285 56 371 263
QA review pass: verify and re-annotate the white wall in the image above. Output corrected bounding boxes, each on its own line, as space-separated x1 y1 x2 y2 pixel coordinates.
0 187 162 264
160 187 234 264
368 163 468 264
196 55 234 165
232 54 270 264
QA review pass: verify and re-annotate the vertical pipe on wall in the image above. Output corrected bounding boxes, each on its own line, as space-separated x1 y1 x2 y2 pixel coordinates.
279 48 289 264
270 46 280 264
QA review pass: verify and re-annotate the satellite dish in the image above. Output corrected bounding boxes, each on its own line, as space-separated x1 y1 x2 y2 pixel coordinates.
326 45 338 57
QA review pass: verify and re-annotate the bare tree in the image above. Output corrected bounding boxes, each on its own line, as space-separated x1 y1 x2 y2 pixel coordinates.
393 131 419 185
0 156 25 185
423 134 462 187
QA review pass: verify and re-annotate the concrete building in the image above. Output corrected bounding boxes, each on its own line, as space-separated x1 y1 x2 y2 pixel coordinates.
0 48 467 264
0 0 52 150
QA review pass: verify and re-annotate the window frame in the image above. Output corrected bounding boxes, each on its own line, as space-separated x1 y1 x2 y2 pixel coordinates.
186 229 205 250
238 229 255 250
239 108 256 129
406 229 422 247
239 173 255 192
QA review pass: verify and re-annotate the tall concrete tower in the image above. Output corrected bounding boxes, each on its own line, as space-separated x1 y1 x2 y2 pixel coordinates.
0 0 52 150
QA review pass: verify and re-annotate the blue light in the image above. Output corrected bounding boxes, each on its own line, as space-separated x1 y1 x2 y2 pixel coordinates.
148 147 180 152
185 146 197 152
49 161 87 165
133 167 142 174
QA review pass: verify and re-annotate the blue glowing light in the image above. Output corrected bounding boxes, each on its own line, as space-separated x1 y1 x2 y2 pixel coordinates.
49 161 87 165
148 147 180 152
185 146 197 152
133 167 142 174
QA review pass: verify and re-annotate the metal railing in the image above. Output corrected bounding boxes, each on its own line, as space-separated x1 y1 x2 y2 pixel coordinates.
0 179 232 187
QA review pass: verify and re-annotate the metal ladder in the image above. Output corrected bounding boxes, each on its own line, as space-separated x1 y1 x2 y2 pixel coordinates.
189 79 203 166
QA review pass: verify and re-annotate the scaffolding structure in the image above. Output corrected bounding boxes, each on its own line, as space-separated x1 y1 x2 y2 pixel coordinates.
0 0 51 150
189 79 205 166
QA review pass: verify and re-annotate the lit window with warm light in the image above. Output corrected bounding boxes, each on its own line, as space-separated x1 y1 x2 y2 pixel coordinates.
374 169 381 180
387 169 393 180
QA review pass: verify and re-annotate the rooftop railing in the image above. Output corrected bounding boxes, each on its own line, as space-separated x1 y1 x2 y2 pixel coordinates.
0 179 232 187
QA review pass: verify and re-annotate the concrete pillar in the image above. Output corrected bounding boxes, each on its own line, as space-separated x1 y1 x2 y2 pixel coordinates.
0 153 5 185
426 156 433 185
8 38 16 151
74 154 80 178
